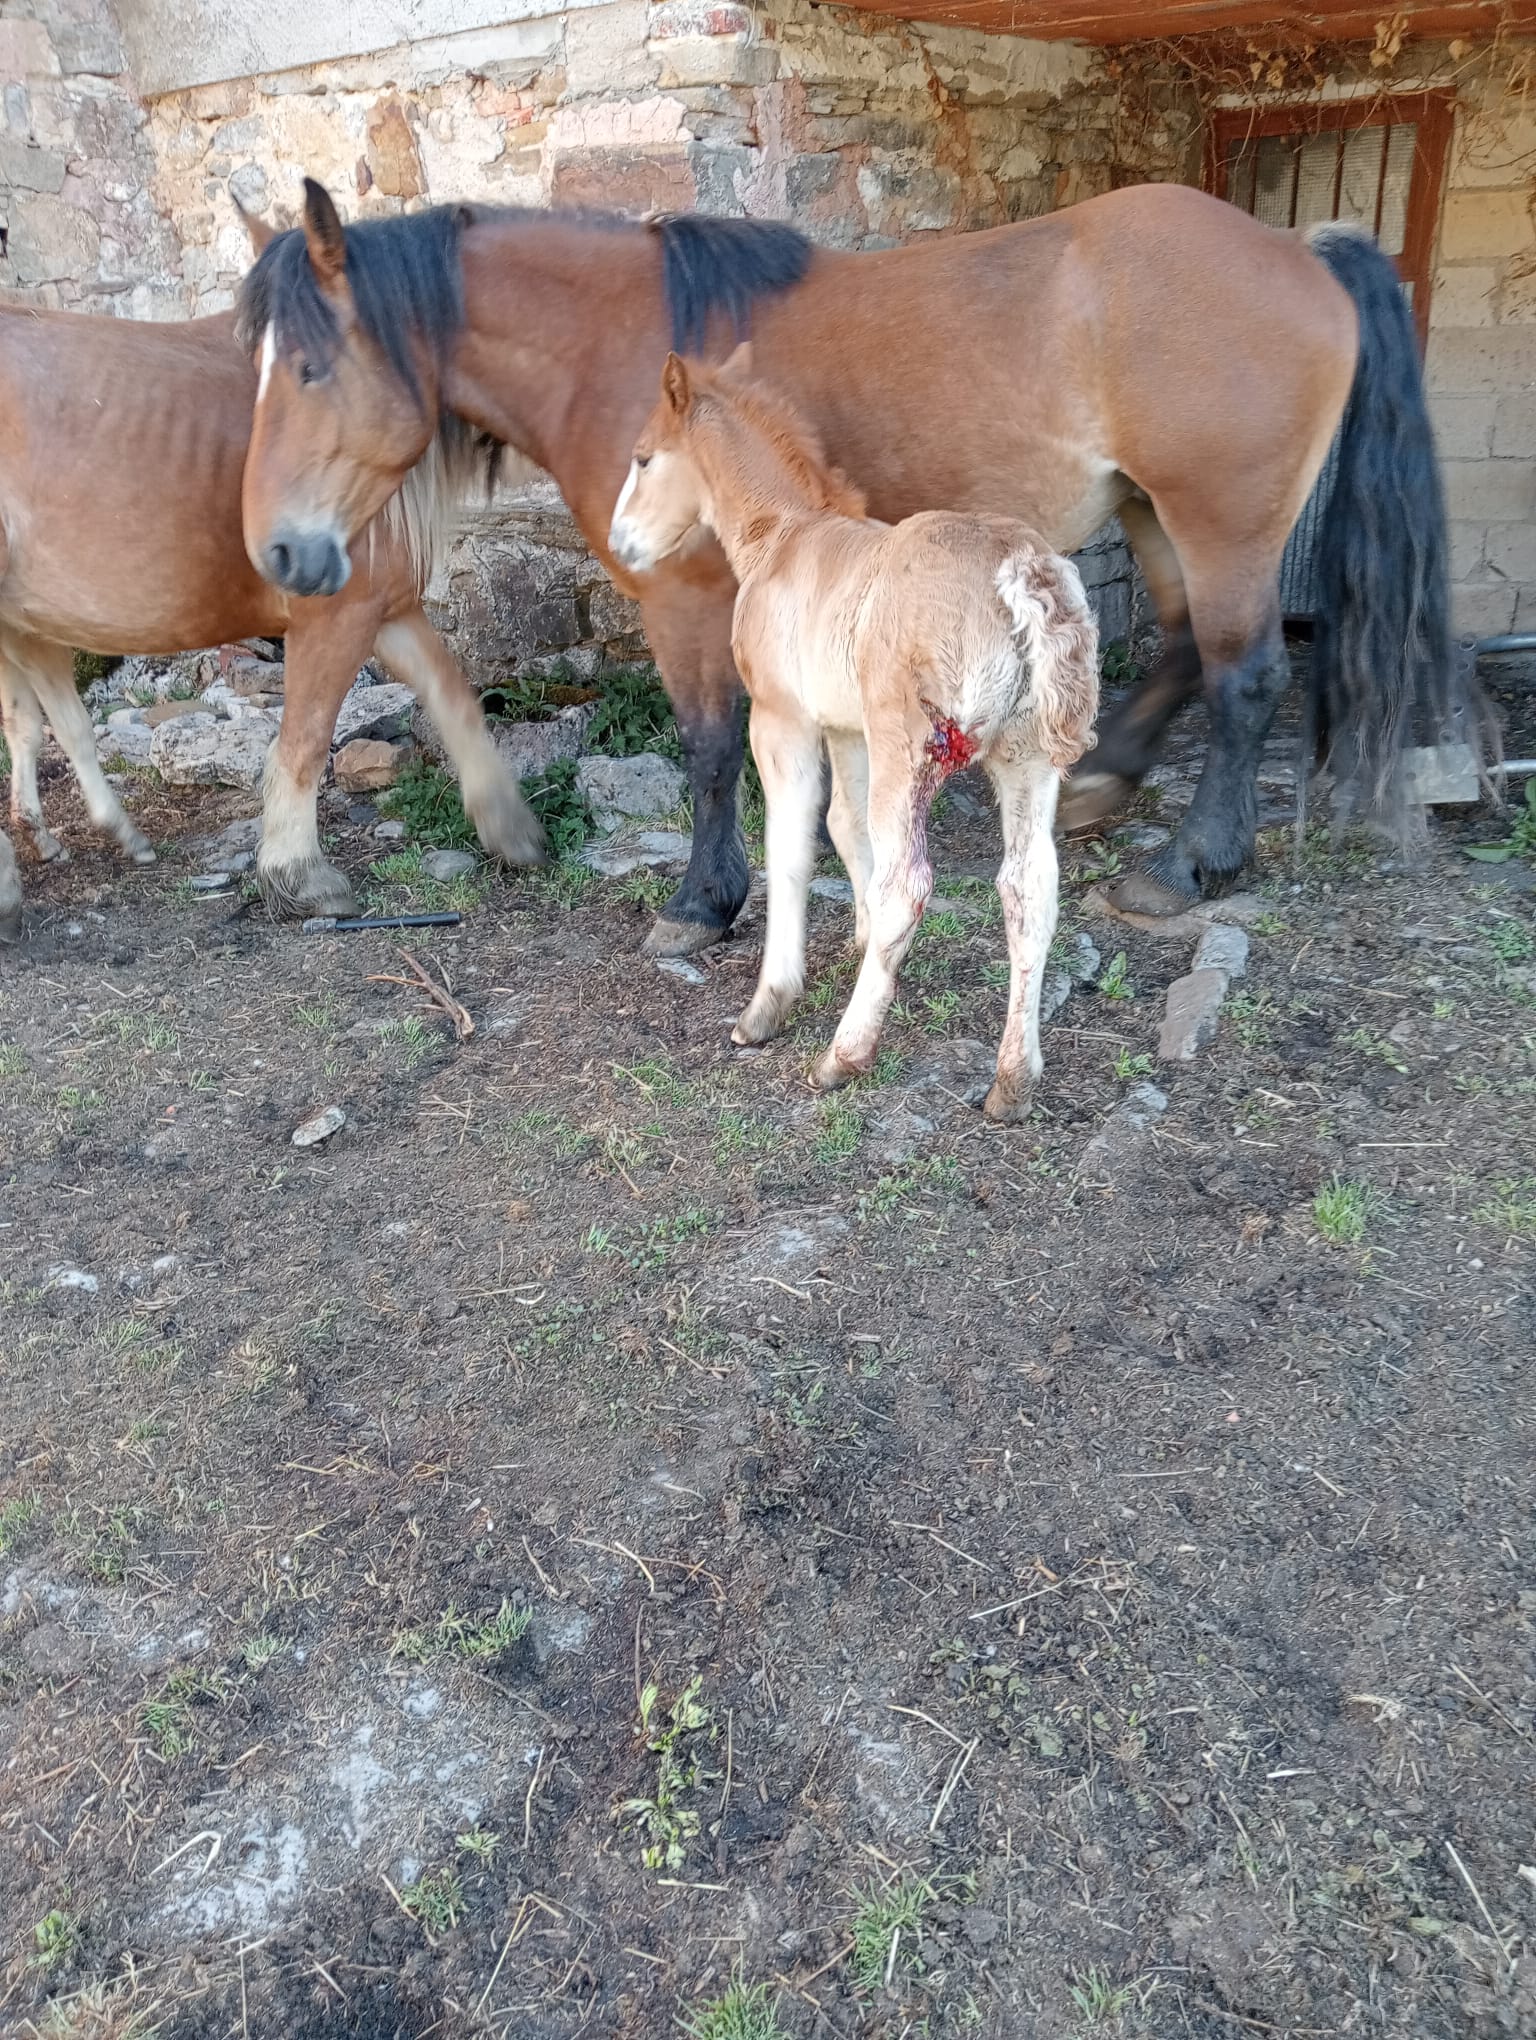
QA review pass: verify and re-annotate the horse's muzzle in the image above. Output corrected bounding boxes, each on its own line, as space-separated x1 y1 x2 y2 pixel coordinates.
263 528 351 599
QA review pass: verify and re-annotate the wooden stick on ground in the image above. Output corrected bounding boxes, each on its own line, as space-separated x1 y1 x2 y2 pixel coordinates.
368 948 475 1042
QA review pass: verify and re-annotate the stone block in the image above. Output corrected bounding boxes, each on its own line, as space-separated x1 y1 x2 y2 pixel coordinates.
51 17 126 75
0 139 66 193
1442 456 1536 523
0 21 59 80
578 751 688 831
1452 581 1518 636
589 581 645 642
1438 189 1535 262
333 683 416 745
1452 109 1536 187
565 0 659 96
857 161 960 235
1448 520 1487 582
1512 585 1536 632
649 0 756 35
550 144 692 214
5 193 100 286
1484 523 1536 583
656 38 778 87
1426 323 1536 395
1431 394 1497 459
1192 923 1249 979
365 98 423 199
151 712 277 789
1493 391 1536 457
1429 262 1498 327
1499 267 1536 323
334 738 409 792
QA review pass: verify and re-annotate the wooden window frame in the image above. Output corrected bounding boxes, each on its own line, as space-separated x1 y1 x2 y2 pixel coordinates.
1206 91 1454 351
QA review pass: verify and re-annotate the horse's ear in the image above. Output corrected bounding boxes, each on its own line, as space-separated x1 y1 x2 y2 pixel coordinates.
233 193 276 255
662 352 692 417
720 340 754 381
301 177 347 289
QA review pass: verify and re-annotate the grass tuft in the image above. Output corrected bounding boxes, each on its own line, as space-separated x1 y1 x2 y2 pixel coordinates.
848 1873 933 1994
678 1980 789 2040
1313 1175 1377 1246
394 1599 531 1665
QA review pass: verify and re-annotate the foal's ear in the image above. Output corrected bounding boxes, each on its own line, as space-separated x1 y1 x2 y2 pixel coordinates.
301 177 348 290
233 193 277 255
720 340 755 381
661 351 693 417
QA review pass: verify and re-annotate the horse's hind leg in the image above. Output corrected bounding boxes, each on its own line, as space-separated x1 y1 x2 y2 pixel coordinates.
1109 540 1287 915
0 660 65 862
0 828 21 941
732 701 822 1046
984 748 1061 1122
24 642 155 864
258 603 382 918
373 610 545 867
1059 497 1201 832
823 730 873 950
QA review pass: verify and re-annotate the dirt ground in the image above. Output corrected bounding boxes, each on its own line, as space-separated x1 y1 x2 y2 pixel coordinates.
1 668 1534 2040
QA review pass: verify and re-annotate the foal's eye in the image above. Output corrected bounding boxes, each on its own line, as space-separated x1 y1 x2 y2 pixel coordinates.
634 454 651 471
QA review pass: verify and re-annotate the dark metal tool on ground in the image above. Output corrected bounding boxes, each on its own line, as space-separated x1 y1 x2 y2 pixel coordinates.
302 911 462 934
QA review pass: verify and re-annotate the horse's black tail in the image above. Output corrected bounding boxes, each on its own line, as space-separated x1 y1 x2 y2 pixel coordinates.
1306 222 1494 825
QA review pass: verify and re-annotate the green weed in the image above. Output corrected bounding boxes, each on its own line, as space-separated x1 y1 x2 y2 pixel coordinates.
848 1873 933 1994
1342 1026 1409 1075
0 1494 41 1559
457 1827 501 1867
378 757 477 849
1313 1176 1377 1246
1098 951 1133 1001
1465 778 1536 865
32 1909 80 1972
1068 1965 1134 2023
1114 1050 1154 1081
400 1867 464 1934
618 1675 718 1874
0 1043 29 1079
858 1154 962 1219
584 664 682 759
679 1980 789 2040
522 756 591 860
394 1599 531 1665
1474 1176 1536 1239
814 1098 863 1163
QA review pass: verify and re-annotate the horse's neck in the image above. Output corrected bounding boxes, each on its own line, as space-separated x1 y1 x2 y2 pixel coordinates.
448 217 660 532
697 422 824 582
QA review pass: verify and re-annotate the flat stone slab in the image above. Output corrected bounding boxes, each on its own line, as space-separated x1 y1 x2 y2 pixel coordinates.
1158 967 1229 1062
1192 923 1250 979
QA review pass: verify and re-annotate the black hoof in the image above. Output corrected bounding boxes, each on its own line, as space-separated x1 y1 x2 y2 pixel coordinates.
1104 866 1200 918
644 914 730 958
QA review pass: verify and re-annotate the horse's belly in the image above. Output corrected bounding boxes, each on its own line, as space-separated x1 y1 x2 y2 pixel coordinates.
735 588 863 734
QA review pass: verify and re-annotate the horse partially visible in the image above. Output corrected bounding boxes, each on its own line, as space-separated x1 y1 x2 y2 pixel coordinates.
610 346 1099 1117
0 214 541 934
236 178 1481 960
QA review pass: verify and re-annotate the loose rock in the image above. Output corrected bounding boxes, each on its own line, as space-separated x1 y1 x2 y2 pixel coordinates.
292 1106 347 1149
141 696 208 727
1066 932 1101 985
577 752 688 833
151 712 277 790
581 831 692 877
1040 970 1072 1024
1193 922 1250 979
1077 1080 1168 1178
332 683 415 746
1158 967 1230 1061
421 848 477 882
490 704 596 780
334 738 409 793
655 957 706 984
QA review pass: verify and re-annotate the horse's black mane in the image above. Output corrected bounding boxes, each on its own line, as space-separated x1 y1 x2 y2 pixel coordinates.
235 203 811 397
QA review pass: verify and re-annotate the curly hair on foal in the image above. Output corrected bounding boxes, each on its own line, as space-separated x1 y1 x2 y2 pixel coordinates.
610 346 1099 1121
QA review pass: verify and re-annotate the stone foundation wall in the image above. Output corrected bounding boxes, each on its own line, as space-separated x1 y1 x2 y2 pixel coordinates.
1 0 1196 674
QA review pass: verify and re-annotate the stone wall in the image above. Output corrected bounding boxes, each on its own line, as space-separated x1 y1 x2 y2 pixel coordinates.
2 0 1194 674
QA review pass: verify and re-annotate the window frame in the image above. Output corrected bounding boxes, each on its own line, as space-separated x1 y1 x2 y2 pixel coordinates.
1206 91 1455 351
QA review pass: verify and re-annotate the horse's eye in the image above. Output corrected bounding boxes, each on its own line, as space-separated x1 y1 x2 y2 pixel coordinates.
298 359 320 386
635 454 651 471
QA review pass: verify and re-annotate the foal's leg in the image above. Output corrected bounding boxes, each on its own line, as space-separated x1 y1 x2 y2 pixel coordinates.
984 750 1061 1122
258 599 384 917
732 702 823 1046
1059 497 1201 833
814 727 933 1090
22 642 156 864
1 663 62 862
823 730 873 950
0 828 21 941
373 610 545 867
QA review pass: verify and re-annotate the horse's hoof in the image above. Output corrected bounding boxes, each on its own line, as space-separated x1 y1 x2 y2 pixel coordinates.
1104 867 1199 918
125 837 157 867
1058 769 1136 833
34 837 69 865
258 858 358 921
812 1047 860 1092
474 787 548 868
645 914 729 959
732 989 793 1047
983 1075 1033 1123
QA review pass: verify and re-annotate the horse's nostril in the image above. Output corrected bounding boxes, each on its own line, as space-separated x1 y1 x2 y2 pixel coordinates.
269 542 292 582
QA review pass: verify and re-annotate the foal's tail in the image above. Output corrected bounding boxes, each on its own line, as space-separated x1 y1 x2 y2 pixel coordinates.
995 550 1100 772
1306 223 1493 820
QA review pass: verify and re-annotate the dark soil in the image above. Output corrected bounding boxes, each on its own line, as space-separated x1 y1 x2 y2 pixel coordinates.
1 674 1534 2040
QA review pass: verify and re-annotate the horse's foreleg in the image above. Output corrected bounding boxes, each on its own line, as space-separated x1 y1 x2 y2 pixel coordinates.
0 828 21 942
984 750 1061 1121
732 703 822 1047
373 611 545 867
640 582 751 957
1111 612 1288 917
258 602 382 918
823 731 873 950
26 644 156 864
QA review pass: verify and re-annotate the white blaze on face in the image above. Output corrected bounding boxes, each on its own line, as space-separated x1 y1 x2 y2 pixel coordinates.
608 459 649 568
257 324 277 403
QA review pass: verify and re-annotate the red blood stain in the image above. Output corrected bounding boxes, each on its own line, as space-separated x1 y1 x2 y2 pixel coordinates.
922 706 979 777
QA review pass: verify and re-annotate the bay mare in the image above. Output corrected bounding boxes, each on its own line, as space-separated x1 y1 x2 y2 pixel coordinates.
610 347 1099 1118
237 179 1473 958
0 286 541 935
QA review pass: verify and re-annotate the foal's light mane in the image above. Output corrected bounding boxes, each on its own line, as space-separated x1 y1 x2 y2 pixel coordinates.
689 371 868 522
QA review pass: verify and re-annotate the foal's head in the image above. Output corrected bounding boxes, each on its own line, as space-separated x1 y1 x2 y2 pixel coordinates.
608 345 863 575
237 180 454 597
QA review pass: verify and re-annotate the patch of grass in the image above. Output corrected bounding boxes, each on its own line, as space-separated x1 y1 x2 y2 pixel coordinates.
368 845 485 914
378 1015 434 1071
457 1827 501 1867
1252 911 1288 937
1313 1175 1377 1247
1068 1965 1134 2023
378 756 477 850
858 1154 962 1219
713 1110 782 1165
32 1908 80 1972
0 1494 42 1559
531 858 598 909
805 957 856 1013
1098 950 1133 1000
585 663 682 759
679 1980 790 2040
0 1043 28 1080
591 1208 717 1273
922 988 963 1033
394 1599 531 1665
522 756 591 861
73 651 121 689
614 1057 693 1108
400 1867 464 1935
1487 914 1535 965
1342 1025 1409 1075
615 866 674 912
814 1098 863 1164
1225 990 1276 1049
1474 1177 1536 1239
848 1872 933 1994
140 1666 234 1762
1114 1050 1154 1081
618 1675 718 1874
1465 777 1536 865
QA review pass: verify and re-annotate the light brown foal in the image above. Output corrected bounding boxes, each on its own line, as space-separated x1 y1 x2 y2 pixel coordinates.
610 348 1099 1119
